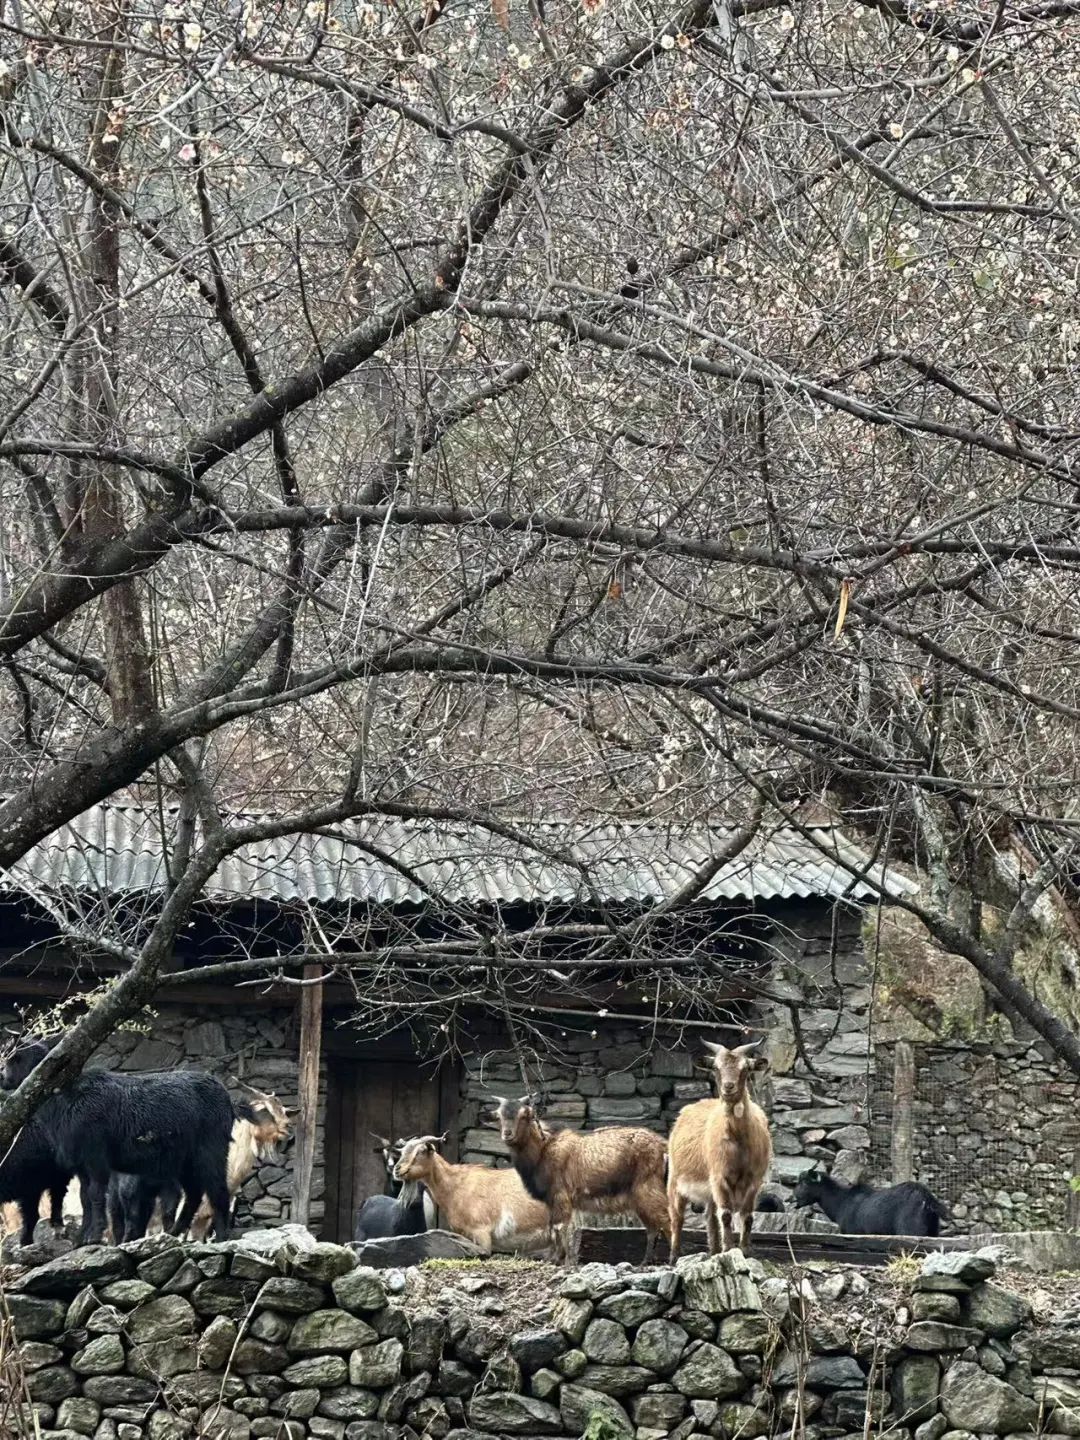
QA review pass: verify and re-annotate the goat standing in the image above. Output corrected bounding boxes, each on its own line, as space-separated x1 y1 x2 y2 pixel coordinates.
1 1037 236 1243
393 1134 549 1253
793 1170 946 1236
667 1039 772 1259
496 1097 668 1264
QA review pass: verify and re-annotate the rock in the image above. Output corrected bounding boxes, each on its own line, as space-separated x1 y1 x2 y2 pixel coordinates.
962 1284 1032 1339
86 1305 125 1335
1034 1379 1080 1436
348 1338 404 1388
530 1368 561 1400
199 1316 239 1370
941 1361 1039 1434
253 1423 304 1440
718 1313 772 1354
577 1363 654 1395
6 1293 68 1338
280 1353 348 1388
71 1335 125 1375
912 1293 961 1322
197 1405 251 1440
829 1125 871 1149
921 1252 996 1285
161 1261 201 1295
915 1415 948 1440
630 1318 689 1375
271 1389 321 1419
192 1279 261 1319
678 1253 762 1312
18 1341 63 1370
310 1421 347 1440
558 1263 623 1300
27 1366 79 1404
226 1339 287 1375
129 1340 200 1381
906 1322 987 1351
583 1317 631 1365
248 1311 290 1344
436 1361 476 1398
228 1253 277 1283
136 1249 186 1288
510 1328 565 1370
717 1400 771 1438
254 1277 327 1314
99 1280 155 1309
342 1427 396 1440
56 1398 101 1436
481 1354 522 1393
556 1348 587 1379
892 1355 941 1423
147 1416 191 1440
468 1393 562 1434
127 1295 197 1342
560 1384 633 1435
15 1247 133 1295
371 1303 410 1340
318 1388 380 1420
169 1372 247 1406
408 1313 447 1374
331 1268 388 1315
292 1244 357 1283
351 1231 485 1269
288 1309 378 1353
673 1343 746 1399
632 1392 688 1428
82 1376 159 1406
454 1319 503 1366
66 1287 101 1329
553 1296 593 1343
816 1273 848 1302
679 1308 717 1340
1023 1329 1080 1370
377 1371 430 1423
979 1344 1007 1377
597 1290 665 1326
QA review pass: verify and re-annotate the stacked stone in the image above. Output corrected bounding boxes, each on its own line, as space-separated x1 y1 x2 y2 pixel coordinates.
10 1227 1063 1440
871 1041 1080 1233
457 1041 707 1167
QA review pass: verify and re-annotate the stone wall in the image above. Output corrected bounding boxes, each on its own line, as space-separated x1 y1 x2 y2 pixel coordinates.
4 1228 1074 1440
870 1041 1080 1234
0 1003 323 1233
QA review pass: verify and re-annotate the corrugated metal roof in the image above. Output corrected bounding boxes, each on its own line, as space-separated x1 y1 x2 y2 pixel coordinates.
0 805 911 908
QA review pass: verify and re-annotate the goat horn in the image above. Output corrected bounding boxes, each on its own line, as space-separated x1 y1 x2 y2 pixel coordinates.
701 1040 725 1056
733 1038 765 1055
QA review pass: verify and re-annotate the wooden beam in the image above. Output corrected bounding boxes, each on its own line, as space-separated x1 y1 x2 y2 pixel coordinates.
892 1040 915 1184
290 964 324 1229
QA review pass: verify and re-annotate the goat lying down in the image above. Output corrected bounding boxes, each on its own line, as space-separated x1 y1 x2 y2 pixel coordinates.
497 1097 669 1265
355 1134 436 1241
793 1170 946 1236
393 1134 549 1254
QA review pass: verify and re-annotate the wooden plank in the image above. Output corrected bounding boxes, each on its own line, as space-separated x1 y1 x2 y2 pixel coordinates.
892 1040 915 1184
290 963 324 1228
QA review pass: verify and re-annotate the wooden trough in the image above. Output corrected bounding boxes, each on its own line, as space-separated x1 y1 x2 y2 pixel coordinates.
573 1224 1080 1270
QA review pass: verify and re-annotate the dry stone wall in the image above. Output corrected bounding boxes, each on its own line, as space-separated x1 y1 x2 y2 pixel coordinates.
7 1228 1070 1440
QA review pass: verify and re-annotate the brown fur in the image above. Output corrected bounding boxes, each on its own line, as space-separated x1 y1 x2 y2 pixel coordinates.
188 1087 290 1240
394 1135 550 1254
497 1098 669 1264
667 1040 773 1259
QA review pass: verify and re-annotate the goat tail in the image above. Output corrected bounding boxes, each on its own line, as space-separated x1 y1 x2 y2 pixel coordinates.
233 1099 258 1124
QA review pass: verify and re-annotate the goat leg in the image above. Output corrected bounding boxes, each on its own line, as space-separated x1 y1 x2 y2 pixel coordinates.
704 1199 722 1255
738 1209 753 1254
171 1187 201 1238
668 1190 688 1264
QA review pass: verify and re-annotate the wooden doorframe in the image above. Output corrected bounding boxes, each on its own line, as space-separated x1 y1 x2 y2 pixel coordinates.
321 1053 460 1242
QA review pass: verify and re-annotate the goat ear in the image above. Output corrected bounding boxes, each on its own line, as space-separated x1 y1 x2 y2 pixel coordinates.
750 1054 770 1073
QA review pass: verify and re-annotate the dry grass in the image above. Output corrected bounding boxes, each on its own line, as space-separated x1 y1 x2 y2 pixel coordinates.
0 1285 39 1440
405 1257 561 1329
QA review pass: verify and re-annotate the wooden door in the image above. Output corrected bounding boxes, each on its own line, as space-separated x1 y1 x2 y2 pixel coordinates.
322 1059 452 1242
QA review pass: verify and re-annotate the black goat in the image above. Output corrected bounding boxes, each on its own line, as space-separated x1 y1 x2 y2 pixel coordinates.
1 1038 245 1243
106 1173 183 1243
793 1169 946 1236
354 1133 434 1241
0 1121 77 1246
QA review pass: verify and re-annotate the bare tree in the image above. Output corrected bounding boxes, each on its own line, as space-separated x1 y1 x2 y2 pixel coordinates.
3 0 1080 1146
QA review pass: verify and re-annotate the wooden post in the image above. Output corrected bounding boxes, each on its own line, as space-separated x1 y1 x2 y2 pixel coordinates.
291 963 323 1229
1067 1147 1080 1231
892 1040 915 1183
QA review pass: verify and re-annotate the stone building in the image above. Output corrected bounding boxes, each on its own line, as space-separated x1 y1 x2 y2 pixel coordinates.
3 802 1077 1240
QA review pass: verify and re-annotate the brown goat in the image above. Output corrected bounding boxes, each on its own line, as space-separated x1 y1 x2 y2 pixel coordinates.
667 1039 772 1259
496 1097 668 1265
393 1135 550 1253
188 1085 291 1240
